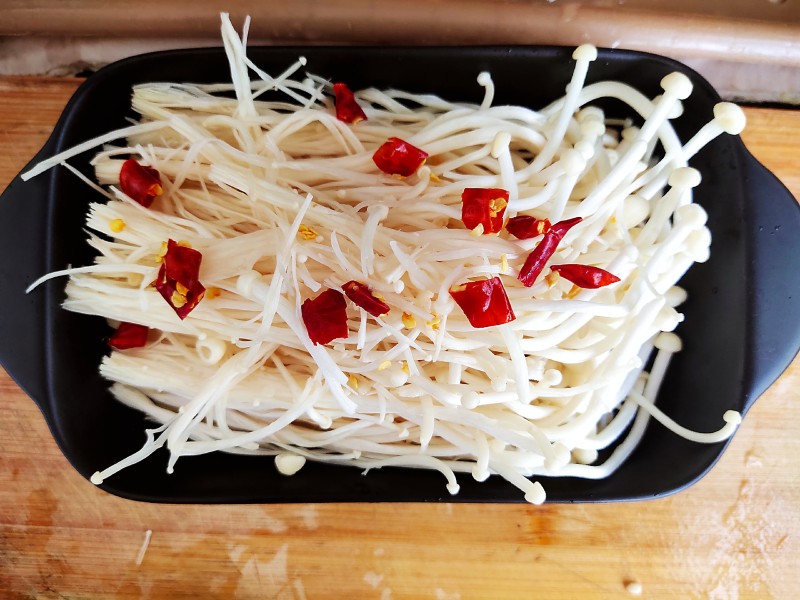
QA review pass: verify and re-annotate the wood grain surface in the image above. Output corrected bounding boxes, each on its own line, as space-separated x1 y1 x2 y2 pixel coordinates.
1 76 798 600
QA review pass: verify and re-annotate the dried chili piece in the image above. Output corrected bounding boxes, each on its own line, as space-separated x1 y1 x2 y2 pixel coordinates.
155 239 206 319
550 264 620 289
517 217 582 287
372 137 428 177
301 288 349 345
549 216 583 238
506 215 551 240
461 188 509 235
333 82 368 124
108 322 149 350
449 277 516 328
342 280 390 318
119 158 162 208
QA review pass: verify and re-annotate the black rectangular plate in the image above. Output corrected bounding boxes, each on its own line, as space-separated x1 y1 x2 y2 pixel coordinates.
1 46 798 503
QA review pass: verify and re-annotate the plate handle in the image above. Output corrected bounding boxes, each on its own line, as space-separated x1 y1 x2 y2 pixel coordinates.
742 150 800 411
0 149 54 415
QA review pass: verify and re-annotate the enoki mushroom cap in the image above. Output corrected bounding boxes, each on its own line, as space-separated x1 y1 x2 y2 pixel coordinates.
660 72 693 100
674 203 708 229
275 453 307 475
654 332 683 352
653 95 685 119
560 148 586 176
668 167 702 189
572 44 598 61
723 410 743 425
713 102 747 135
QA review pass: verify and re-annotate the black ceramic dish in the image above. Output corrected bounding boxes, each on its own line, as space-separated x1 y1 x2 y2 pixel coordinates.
1 47 798 504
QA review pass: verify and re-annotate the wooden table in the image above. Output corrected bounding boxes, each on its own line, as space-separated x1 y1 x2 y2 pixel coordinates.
1 76 798 599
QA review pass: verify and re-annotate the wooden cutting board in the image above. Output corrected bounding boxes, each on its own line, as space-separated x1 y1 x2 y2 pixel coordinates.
1 76 798 599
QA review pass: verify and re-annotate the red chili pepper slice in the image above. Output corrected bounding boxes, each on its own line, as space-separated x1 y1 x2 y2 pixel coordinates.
119 158 162 208
449 277 516 329
517 217 582 287
301 288 349 345
550 264 621 289
549 216 583 238
461 188 509 234
342 280 390 317
506 216 551 240
108 322 149 350
155 239 206 319
333 82 368 124
372 137 428 177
